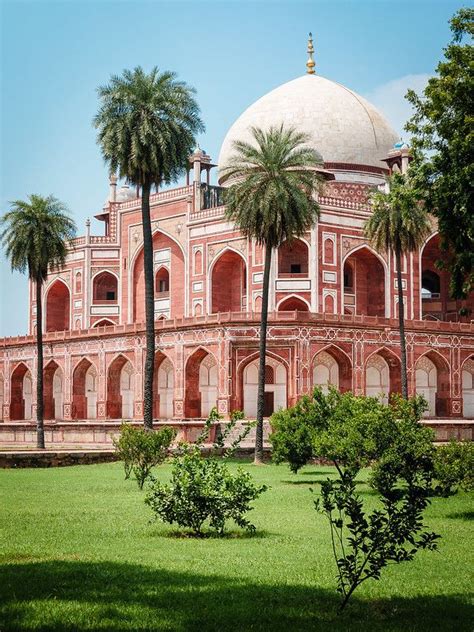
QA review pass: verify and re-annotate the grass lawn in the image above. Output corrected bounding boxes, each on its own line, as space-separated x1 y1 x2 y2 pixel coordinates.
0 460 473 631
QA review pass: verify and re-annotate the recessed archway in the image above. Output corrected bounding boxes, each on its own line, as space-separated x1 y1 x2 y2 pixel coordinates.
10 363 32 421
242 356 287 418
462 357 474 418
184 349 217 418
46 280 70 332
92 272 118 303
211 250 246 313
365 354 390 404
278 239 309 276
153 351 174 419
415 351 450 417
277 296 310 312
44 360 63 420
107 355 134 419
313 346 352 394
72 358 98 420
343 247 386 317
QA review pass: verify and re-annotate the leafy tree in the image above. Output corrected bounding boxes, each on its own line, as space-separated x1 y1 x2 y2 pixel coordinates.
145 412 266 536
113 423 176 489
94 67 204 430
365 173 431 397
311 390 438 610
221 125 324 463
406 8 474 298
0 195 76 448
433 440 474 496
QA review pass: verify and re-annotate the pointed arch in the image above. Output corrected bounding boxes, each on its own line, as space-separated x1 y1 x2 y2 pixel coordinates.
72 357 98 419
210 247 247 314
184 347 218 418
239 353 288 418
312 344 352 393
107 354 134 419
278 238 309 276
461 355 474 418
365 347 402 398
342 245 388 318
93 318 116 328
415 350 450 417
10 362 32 420
277 295 310 312
45 278 71 332
43 360 63 420
92 270 118 304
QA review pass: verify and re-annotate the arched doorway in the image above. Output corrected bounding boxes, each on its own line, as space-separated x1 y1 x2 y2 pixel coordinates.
184 349 217 418
211 250 246 313
107 356 134 419
343 248 386 317
415 356 437 417
278 296 309 312
462 358 474 418
153 352 174 418
313 351 339 393
72 359 98 419
10 364 32 420
46 280 70 332
243 357 287 418
44 361 63 420
278 239 309 276
93 271 118 303
313 346 352 393
365 354 390 404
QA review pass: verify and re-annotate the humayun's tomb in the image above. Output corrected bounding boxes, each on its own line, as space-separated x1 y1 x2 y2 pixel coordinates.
1 58 473 446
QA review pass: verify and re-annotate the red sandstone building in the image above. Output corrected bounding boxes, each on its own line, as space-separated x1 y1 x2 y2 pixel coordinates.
1 63 473 444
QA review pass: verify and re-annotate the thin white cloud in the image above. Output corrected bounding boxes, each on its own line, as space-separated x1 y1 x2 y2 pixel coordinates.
365 74 431 140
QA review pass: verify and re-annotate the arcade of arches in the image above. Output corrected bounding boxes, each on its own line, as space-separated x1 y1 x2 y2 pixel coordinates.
3 347 473 422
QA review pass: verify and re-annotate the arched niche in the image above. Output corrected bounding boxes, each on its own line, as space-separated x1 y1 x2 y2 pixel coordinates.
313 346 352 393
343 247 386 317
153 351 174 419
211 250 246 313
242 356 287 418
278 239 309 276
93 271 118 303
184 349 217 418
277 296 309 312
44 360 63 420
415 351 450 417
462 358 474 418
46 280 70 332
72 358 98 420
10 363 32 421
107 355 134 419
155 267 170 295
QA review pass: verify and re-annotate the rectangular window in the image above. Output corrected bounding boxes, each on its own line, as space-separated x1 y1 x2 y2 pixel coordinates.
290 264 301 274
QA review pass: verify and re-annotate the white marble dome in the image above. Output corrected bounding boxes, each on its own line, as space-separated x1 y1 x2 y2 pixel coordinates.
218 74 398 181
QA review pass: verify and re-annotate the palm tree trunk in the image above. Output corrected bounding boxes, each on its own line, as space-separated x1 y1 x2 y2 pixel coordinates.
255 244 272 464
395 243 408 399
35 278 45 449
141 178 155 430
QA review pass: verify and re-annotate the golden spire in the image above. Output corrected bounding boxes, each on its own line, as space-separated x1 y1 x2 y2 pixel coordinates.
306 32 315 75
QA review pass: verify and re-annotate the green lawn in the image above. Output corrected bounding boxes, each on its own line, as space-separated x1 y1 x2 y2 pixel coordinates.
0 461 472 631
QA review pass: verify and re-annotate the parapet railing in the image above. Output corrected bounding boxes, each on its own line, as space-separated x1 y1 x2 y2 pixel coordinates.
1 310 472 347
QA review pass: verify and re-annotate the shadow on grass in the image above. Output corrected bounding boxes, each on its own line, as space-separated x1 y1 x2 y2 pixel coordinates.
164 529 271 539
0 560 472 632
446 511 474 521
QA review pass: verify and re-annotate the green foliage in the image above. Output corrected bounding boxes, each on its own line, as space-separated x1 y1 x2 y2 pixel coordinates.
145 411 266 536
145 445 267 536
113 424 176 489
0 195 76 283
312 390 438 609
269 389 334 473
94 66 204 187
221 125 323 250
433 440 474 496
230 409 245 421
406 8 474 298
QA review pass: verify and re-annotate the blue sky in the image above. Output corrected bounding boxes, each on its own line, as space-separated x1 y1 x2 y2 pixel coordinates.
0 0 464 336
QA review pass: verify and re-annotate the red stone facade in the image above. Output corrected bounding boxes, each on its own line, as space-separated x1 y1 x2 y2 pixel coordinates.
0 153 473 428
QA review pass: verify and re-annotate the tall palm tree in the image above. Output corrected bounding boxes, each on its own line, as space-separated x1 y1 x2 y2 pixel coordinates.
94 67 204 430
1 195 76 448
221 125 324 463
365 171 431 398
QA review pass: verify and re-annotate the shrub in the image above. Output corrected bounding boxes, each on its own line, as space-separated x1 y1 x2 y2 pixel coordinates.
113 424 176 489
145 413 267 536
311 390 438 610
269 388 335 473
433 440 474 496
230 409 245 421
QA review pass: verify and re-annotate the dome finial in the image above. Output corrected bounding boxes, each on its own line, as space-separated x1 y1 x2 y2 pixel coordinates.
306 32 315 75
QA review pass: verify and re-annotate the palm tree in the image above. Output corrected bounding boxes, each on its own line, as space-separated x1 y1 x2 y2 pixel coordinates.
365 171 431 398
221 125 324 463
94 67 204 430
0 195 76 448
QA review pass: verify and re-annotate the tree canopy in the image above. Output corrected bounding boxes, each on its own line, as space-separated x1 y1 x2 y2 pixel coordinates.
406 8 474 298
